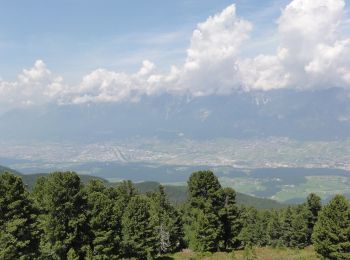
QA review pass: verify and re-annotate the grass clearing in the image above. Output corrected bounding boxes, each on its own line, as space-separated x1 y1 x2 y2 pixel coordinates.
161 246 319 260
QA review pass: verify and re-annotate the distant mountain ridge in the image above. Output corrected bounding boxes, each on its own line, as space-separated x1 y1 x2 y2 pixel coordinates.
0 88 350 141
0 165 21 175
133 181 286 209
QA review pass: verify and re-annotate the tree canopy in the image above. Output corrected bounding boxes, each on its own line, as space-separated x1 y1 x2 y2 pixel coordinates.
0 170 349 259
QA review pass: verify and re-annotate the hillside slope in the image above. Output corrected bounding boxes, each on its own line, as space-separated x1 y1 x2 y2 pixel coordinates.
134 181 286 209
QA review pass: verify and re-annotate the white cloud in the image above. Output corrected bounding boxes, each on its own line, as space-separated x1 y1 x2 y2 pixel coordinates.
1 0 350 108
176 4 252 96
0 60 65 109
69 4 252 103
305 39 350 85
238 0 350 90
238 48 290 90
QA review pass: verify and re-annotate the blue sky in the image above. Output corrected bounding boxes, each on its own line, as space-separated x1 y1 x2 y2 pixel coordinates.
0 0 288 81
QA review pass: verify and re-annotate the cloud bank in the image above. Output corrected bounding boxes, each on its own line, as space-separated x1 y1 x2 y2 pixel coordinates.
1 0 350 108
239 0 350 90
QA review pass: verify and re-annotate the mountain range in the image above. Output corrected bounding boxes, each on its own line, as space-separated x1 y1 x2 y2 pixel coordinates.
1 88 350 142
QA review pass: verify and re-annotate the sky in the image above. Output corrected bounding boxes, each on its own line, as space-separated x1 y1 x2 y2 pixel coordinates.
0 0 350 108
0 0 287 79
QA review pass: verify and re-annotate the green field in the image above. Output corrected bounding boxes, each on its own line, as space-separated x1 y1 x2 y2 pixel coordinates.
273 175 350 201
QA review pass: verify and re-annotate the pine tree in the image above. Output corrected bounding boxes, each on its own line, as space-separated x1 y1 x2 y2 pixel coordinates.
238 207 260 247
0 172 39 260
305 193 321 244
281 207 294 247
188 203 222 252
255 210 270 247
114 180 137 214
122 195 158 259
187 170 225 210
35 172 90 259
148 185 184 254
267 210 283 247
220 188 241 251
185 171 225 252
290 209 308 249
312 195 350 259
85 179 122 259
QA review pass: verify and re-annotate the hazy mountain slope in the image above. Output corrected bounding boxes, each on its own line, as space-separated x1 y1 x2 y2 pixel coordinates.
0 164 21 175
0 88 350 141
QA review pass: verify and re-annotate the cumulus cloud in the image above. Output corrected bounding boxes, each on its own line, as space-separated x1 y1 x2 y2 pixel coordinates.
1 0 350 108
0 60 65 108
68 4 251 103
238 0 350 90
177 4 252 96
71 60 161 104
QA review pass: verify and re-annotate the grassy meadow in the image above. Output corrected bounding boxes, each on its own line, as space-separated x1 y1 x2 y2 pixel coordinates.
162 247 319 260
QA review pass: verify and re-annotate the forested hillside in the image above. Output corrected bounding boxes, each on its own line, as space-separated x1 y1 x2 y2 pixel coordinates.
1 170 349 259
134 181 285 209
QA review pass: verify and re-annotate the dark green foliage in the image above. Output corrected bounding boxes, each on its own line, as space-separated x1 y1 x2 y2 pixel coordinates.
1 169 349 259
148 186 184 254
238 207 269 247
187 202 222 252
185 171 226 252
66 248 79 260
188 171 224 210
220 188 241 250
17 172 286 208
305 193 322 244
256 210 271 246
19 172 107 192
0 172 39 260
281 207 294 247
115 180 137 212
185 171 243 252
34 172 90 259
290 208 308 249
267 210 283 247
85 179 122 259
122 195 158 259
280 206 308 248
312 195 350 259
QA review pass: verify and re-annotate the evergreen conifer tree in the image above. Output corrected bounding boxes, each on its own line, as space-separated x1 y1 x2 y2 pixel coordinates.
312 195 350 259
267 210 283 247
185 171 225 252
305 193 322 244
122 195 158 259
0 172 39 260
290 210 308 249
188 202 222 252
35 172 90 259
148 185 184 254
85 179 122 259
220 187 241 251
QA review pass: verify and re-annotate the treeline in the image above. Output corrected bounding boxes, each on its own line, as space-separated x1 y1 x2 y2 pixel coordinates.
0 170 349 259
